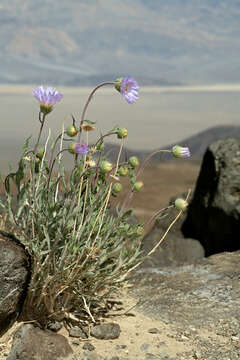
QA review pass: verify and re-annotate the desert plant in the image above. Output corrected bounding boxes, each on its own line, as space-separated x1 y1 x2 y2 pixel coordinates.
0 77 190 327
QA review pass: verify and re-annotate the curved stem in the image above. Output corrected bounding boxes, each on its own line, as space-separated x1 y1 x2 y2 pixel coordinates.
34 113 46 155
77 82 115 143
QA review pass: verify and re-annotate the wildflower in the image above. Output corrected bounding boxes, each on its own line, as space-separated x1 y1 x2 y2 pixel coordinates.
117 128 128 139
100 160 113 174
33 86 63 114
68 143 88 155
133 181 144 192
75 143 88 155
129 156 139 168
174 198 188 212
172 145 190 158
66 125 78 137
115 76 139 104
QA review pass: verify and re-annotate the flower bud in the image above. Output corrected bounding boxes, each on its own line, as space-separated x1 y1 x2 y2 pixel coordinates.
81 124 95 132
97 142 104 152
37 147 45 159
68 143 76 154
119 166 129 177
172 145 190 158
132 181 144 192
117 128 128 139
114 77 123 92
100 160 113 174
174 198 188 211
34 157 41 173
129 156 139 168
136 226 144 236
112 182 123 193
87 160 96 167
40 104 53 115
66 125 78 137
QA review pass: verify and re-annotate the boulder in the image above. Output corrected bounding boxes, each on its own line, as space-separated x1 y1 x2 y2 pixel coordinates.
7 323 73 360
0 230 31 336
182 138 240 256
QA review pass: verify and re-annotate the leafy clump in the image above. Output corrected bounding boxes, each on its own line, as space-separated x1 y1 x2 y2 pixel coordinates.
0 79 190 328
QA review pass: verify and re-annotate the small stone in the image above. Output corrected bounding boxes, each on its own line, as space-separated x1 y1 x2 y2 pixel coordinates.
90 323 120 340
72 339 80 346
148 328 160 334
47 321 63 332
69 326 88 339
104 357 119 360
115 344 127 350
141 343 151 351
81 351 101 360
145 354 158 360
83 342 95 351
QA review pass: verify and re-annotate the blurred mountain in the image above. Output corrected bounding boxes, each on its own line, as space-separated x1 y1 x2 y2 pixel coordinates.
1 0 240 85
103 125 240 161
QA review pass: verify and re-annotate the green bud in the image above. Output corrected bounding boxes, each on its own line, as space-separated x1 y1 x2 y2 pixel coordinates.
129 156 139 168
132 181 144 192
114 77 123 92
100 160 113 174
40 104 53 115
119 166 129 177
112 182 123 193
97 142 104 152
117 128 128 139
174 198 188 212
68 143 76 154
136 226 144 236
66 125 78 137
35 157 41 173
37 147 45 159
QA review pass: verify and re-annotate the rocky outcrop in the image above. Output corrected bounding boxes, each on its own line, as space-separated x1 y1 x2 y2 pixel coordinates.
7 324 73 360
182 138 240 256
0 230 31 336
130 251 240 359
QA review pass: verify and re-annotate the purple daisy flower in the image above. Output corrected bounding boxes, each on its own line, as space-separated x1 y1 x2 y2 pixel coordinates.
120 76 139 104
115 76 139 104
74 143 88 155
172 145 191 158
33 86 63 114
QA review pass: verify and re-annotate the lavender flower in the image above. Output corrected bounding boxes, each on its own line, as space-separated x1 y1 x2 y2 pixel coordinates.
33 86 63 114
74 143 89 155
115 77 139 104
172 145 191 158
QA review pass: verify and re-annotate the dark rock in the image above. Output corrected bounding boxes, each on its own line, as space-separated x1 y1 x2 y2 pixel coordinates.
140 196 204 268
148 328 160 334
83 342 95 351
182 138 240 256
90 323 121 340
69 325 88 339
6 323 73 360
0 231 31 336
